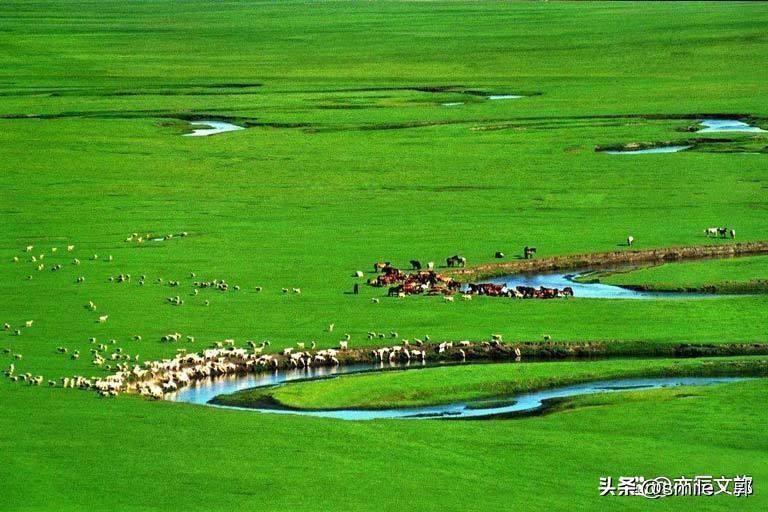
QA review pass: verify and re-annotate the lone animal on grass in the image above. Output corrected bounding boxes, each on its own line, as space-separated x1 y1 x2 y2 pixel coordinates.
24 320 33 328
495 251 504 259
98 315 108 323
627 235 634 247
523 246 537 259
446 255 466 268
730 229 736 239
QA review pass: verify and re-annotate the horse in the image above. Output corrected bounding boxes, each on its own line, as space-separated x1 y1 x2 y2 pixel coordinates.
523 246 537 259
446 255 466 267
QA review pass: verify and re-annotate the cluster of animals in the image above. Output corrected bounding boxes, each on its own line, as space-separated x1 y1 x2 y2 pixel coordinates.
464 283 573 299
372 268 574 300
705 227 736 239
124 231 188 243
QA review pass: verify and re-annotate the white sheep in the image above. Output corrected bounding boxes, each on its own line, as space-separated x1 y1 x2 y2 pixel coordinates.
98 315 109 323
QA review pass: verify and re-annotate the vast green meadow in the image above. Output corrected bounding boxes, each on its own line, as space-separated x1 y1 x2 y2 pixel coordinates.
1 1 767 510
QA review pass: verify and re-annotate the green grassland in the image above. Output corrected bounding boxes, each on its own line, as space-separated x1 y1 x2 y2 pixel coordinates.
2 1 768 510
599 255 768 292
215 356 768 410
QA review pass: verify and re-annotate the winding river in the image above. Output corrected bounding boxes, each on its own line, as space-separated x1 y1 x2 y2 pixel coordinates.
487 270 710 299
167 365 744 420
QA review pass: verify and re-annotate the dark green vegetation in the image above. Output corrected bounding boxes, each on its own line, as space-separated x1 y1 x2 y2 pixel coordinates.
215 357 768 410
2 1 768 510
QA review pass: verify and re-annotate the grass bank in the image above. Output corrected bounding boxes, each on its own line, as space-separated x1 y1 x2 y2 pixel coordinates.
213 356 768 410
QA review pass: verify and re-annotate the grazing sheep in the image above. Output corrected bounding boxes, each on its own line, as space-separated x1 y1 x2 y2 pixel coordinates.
71 353 80 360
51 247 58 253
14 354 22 360
371 298 380 303
12 256 18 263
67 245 75 251
459 340 471 347
255 286 263 292
76 276 85 283
543 334 551 341
25 320 33 328
354 271 364 278
296 342 305 350
2 323 9 330
14 329 21 336
292 288 301 294
283 348 293 356
204 300 210 306
339 341 348 350
98 315 109 323
328 323 335 332
427 261 435 270
730 229 736 239
461 294 473 301
627 235 634 247
281 288 289 293
25 245 33 252
444 296 455 302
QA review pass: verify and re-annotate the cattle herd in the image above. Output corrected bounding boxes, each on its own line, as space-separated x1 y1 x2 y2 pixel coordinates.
369 256 575 300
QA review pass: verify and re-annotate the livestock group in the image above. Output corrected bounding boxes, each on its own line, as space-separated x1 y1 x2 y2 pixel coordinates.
368 259 575 299
705 226 736 239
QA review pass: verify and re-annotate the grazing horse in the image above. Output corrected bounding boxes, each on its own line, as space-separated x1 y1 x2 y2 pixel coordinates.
446 255 466 267
523 246 537 259
409 259 422 270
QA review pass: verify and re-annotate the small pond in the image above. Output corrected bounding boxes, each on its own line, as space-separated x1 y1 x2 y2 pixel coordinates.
697 119 764 133
604 145 691 155
184 120 245 137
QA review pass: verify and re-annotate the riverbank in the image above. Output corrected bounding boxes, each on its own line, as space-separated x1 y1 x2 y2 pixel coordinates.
210 356 768 412
448 241 768 281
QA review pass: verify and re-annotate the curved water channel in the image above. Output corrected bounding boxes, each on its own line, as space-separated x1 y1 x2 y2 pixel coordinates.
486 270 708 299
167 363 745 420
